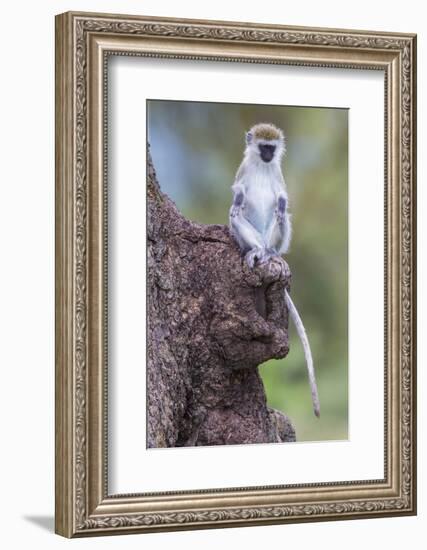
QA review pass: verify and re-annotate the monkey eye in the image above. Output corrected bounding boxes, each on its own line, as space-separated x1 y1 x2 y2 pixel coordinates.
258 144 276 162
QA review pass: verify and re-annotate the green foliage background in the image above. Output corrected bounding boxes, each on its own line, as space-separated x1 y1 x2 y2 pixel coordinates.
148 100 348 442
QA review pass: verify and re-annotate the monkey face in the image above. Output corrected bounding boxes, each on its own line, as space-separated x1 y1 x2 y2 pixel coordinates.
244 124 285 164
258 143 276 163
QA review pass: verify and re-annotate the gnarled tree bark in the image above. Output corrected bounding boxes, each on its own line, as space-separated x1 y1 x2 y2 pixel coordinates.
147 149 295 447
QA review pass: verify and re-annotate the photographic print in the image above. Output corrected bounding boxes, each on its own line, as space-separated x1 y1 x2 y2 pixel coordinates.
56 12 416 537
147 100 348 448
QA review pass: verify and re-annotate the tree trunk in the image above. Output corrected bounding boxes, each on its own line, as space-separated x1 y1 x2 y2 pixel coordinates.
147 148 295 447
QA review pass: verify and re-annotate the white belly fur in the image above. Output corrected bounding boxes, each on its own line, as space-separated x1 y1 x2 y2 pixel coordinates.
244 168 276 239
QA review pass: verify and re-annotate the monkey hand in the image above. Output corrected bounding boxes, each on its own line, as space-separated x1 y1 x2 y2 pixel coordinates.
276 211 285 226
230 189 245 218
229 204 241 218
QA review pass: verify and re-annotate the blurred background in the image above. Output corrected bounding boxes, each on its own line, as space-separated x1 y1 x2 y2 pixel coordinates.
148 100 348 442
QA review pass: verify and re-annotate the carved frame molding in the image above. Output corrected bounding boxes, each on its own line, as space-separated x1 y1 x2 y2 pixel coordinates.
55 11 416 537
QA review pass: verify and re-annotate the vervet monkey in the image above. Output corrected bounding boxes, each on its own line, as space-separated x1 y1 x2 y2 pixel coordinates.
229 123 320 417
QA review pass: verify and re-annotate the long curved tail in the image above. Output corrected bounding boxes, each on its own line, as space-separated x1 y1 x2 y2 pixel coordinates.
284 289 320 418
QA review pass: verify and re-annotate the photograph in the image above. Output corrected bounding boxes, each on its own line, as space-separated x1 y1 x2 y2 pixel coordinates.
147 99 348 448
0 0 422 544
53 10 416 538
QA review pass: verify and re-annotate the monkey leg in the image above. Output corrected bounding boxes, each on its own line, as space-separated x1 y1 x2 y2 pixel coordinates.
265 220 291 255
229 213 264 253
229 214 267 268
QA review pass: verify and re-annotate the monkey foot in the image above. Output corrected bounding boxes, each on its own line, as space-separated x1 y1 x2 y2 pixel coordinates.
260 247 279 264
245 247 264 269
245 246 281 269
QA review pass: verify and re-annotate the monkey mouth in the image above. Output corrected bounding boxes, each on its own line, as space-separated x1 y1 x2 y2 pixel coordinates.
259 144 276 162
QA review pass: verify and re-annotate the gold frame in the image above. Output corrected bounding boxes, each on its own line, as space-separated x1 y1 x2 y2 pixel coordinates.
55 11 417 538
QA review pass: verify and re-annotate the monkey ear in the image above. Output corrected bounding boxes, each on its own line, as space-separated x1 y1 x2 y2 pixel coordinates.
246 131 253 145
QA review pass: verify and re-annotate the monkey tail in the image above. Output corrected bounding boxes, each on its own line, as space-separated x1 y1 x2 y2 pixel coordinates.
284 289 320 418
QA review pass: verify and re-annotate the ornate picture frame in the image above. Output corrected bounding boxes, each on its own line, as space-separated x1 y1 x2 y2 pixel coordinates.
55 11 417 537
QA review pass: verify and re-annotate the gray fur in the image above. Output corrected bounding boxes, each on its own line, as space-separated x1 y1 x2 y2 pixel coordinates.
229 125 320 418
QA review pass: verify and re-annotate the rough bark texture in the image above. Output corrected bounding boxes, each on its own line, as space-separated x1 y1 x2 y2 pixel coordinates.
147 149 295 448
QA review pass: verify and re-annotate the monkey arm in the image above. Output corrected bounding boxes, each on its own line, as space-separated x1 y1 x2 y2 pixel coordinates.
265 194 291 254
277 195 287 220
229 182 245 218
